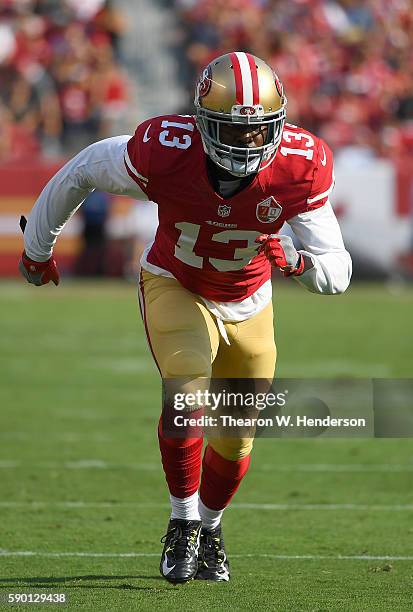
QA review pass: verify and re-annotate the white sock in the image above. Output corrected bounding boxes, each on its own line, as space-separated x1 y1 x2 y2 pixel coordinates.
199 498 224 530
170 491 200 521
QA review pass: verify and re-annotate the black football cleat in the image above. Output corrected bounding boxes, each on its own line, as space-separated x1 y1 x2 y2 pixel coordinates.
196 524 230 581
160 518 202 584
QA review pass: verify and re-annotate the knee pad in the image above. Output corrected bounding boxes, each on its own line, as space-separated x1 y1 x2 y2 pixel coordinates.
208 436 254 461
164 349 211 378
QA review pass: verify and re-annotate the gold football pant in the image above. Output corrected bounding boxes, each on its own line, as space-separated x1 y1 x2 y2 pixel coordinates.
138 270 277 460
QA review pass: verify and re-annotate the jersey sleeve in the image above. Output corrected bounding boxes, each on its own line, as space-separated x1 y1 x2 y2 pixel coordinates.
306 138 335 211
24 136 148 261
287 201 352 294
124 119 153 197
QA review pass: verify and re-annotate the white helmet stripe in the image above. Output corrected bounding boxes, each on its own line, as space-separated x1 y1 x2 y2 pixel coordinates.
234 52 254 106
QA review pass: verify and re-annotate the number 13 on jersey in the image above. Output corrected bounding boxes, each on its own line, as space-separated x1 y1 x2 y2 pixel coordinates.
174 222 260 272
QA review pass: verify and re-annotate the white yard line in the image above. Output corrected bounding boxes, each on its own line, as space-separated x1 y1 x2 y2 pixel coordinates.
0 501 412 511
0 550 411 561
0 461 158 470
260 463 413 473
0 460 412 472
232 503 413 511
0 433 111 442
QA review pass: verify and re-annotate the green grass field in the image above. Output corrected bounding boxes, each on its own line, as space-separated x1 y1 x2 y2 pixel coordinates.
1 280 412 611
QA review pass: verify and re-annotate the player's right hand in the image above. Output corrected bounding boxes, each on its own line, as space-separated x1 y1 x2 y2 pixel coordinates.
19 251 60 286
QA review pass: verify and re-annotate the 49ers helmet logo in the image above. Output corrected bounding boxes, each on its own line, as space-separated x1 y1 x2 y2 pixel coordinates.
273 71 284 98
239 106 256 116
197 66 212 98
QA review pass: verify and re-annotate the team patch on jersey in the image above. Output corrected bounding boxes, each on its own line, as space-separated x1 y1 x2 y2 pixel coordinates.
256 196 282 223
217 204 231 217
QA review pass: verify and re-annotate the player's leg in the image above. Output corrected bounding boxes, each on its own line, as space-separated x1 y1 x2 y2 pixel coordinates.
197 303 276 581
139 270 220 583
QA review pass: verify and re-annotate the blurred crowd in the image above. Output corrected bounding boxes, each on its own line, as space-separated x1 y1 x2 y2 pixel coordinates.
3 0 412 163
174 0 413 161
0 0 129 161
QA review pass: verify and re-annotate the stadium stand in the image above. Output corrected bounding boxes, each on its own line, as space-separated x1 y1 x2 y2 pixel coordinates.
4 0 412 162
0 0 130 159
172 0 413 160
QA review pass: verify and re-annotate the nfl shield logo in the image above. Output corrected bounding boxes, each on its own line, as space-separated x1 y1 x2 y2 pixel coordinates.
256 196 282 223
217 204 231 218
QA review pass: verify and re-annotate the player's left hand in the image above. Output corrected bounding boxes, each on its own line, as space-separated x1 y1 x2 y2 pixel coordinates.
19 252 60 286
256 234 304 276
18 215 60 286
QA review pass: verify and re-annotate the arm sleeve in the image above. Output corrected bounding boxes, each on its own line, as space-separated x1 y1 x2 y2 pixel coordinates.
24 135 148 261
287 201 352 294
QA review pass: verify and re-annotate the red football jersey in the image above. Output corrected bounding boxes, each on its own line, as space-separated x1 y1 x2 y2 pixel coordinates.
124 115 334 302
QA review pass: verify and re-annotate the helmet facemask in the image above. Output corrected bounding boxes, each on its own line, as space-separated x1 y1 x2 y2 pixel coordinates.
196 105 286 177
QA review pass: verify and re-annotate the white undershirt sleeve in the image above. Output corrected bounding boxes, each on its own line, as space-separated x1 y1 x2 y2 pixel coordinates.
24 136 148 261
287 201 352 294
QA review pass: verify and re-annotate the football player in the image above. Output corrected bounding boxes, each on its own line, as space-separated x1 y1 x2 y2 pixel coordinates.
19 52 352 583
